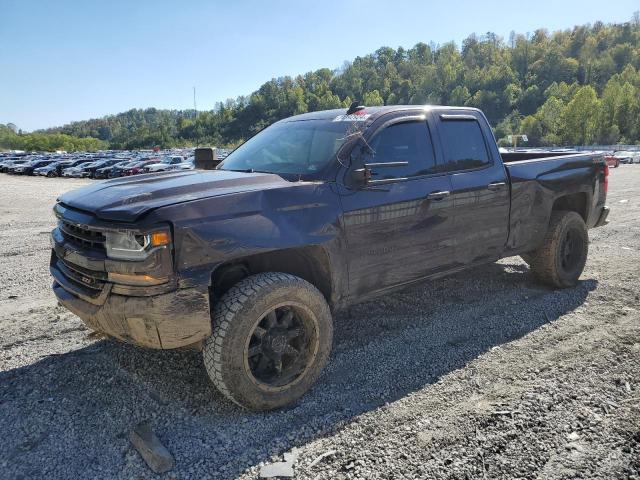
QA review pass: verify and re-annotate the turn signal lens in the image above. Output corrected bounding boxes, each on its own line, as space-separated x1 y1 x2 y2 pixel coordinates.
151 231 170 247
108 272 168 286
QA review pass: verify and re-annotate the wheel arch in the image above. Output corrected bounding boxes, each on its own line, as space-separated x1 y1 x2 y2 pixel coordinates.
210 245 334 307
551 192 589 223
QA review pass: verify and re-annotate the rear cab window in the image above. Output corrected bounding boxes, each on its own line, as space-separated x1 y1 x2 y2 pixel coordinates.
438 116 491 172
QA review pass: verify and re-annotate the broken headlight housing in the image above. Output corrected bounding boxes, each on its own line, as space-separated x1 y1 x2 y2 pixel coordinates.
104 230 170 261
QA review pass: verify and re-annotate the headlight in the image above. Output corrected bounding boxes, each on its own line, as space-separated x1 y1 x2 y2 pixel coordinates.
105 230 170 260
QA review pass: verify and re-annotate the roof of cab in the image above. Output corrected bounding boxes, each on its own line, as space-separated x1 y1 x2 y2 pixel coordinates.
278 105 481 123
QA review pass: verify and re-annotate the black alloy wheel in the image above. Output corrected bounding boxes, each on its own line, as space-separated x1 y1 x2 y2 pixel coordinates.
203 272 333 410
559 228 584 274
245 305 316 388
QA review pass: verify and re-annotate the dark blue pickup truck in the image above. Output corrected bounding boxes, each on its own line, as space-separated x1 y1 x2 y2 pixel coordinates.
50 104 609 410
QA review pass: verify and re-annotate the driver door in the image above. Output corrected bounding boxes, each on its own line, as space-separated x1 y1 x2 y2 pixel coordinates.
338 114 456 300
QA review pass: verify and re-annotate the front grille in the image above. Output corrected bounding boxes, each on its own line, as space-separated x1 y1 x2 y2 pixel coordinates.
59 220 106 251
57 259 106 292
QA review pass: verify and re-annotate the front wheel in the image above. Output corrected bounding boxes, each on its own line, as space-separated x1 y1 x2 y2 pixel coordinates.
525 211 588 288
203 272 333 410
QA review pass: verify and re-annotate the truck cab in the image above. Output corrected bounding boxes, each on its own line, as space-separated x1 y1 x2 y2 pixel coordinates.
335 106 511 298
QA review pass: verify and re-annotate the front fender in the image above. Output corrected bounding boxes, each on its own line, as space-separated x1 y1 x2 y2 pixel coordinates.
146 182 347 303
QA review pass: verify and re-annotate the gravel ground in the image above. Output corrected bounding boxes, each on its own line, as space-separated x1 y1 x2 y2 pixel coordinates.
0 169 638 479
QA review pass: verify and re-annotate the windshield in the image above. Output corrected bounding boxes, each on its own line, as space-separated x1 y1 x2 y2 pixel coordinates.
219 119 358 175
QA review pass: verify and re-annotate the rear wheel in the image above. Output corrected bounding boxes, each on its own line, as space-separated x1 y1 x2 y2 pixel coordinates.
524 211 588 288
203 272 333 411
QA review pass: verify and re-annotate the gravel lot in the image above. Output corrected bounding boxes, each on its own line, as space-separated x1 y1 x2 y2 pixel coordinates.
0 169 638 479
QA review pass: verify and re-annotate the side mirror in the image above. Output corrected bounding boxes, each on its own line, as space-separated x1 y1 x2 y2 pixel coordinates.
194 147 222 170
350 161 409 187
351 166 371 186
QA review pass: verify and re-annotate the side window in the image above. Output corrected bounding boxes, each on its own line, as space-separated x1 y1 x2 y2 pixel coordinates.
366 121 437 179
439 119 491 171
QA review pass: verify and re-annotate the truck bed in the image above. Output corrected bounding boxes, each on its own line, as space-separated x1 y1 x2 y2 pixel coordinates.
501 151 606 255
501 151 583 163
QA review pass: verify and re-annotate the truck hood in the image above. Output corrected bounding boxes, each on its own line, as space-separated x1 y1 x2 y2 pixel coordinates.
58 169 290 222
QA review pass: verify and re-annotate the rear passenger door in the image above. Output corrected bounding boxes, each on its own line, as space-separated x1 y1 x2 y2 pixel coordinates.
434 112 510 265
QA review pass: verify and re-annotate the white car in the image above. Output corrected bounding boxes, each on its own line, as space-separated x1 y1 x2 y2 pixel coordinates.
167 160 195 171
145 156 185 173
614 151 640 164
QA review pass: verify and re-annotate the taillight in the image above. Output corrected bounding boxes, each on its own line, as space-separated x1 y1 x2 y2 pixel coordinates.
603 163 609 195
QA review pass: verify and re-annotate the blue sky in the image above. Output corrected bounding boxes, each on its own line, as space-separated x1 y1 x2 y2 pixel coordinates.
1 0 638 131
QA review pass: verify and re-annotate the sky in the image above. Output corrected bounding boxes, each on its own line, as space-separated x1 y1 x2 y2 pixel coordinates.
1 0 638 131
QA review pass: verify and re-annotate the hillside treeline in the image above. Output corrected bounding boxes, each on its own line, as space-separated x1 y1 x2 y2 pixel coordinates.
0 124 105 152
29 14 640 149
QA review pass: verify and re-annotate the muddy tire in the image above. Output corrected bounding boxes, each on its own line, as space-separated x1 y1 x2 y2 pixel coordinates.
203 272 333 411
526 211 588 288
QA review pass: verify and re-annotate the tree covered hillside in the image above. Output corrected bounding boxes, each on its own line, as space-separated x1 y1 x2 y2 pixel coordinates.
0 124 105 152
34 14 640 149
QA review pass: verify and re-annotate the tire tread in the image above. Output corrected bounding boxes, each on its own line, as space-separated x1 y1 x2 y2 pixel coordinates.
526 210 588 288
203 272 331 409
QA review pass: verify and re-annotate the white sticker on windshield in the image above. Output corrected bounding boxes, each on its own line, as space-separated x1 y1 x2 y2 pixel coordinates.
332 114 371 122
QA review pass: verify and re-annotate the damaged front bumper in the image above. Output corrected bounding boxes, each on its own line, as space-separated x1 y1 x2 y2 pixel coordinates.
51 270 211 349
50 212 211 349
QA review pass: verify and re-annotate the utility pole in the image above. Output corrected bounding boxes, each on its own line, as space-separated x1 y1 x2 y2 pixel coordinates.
193 87 197 120
193 87 199 147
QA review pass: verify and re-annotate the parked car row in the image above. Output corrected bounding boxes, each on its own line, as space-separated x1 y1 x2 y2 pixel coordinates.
0 149 197 180
604 150 640 167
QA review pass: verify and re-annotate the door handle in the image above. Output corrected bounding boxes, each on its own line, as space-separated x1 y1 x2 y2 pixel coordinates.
487 182 506 191
426 190 450 200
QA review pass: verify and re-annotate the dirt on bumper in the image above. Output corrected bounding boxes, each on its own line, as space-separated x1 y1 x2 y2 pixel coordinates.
52 280 211 349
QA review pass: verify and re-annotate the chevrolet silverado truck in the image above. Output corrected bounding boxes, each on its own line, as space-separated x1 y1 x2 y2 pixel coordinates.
50 105 609 410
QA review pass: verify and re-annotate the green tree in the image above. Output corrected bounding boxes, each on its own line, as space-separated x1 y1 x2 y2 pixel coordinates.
537 96 565 144
362 90 384 106
561 86 600 145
